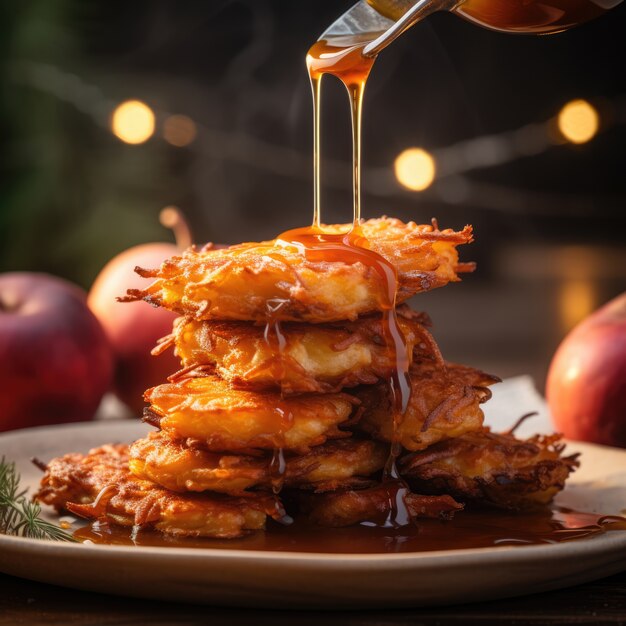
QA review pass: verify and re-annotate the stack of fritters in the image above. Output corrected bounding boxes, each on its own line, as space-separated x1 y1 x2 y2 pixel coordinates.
36 218 579 538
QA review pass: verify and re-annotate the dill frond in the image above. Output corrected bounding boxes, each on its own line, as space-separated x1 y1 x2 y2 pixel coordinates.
0 457 76 542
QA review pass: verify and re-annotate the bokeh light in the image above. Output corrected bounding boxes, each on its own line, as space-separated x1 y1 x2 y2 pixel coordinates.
111 100 155 145
557 99 599 145
394 148 436 191
163 114 197 147
159 205 192 248
558 278 597 333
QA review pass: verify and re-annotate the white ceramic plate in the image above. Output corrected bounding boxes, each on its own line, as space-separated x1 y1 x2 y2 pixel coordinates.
1 419 626 609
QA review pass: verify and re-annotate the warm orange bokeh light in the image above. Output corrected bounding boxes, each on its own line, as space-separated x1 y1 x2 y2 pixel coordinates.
163 114 197 147
394 148 436 191
557 99 599 145
111 100 155 145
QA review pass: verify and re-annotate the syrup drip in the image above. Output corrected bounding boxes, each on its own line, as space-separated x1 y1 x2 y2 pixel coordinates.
74 506 626 553
269 446 287 496
310 72 322 229
67 484 118 528
276 226 412 527
307 38 376 226
300 36 412 527
264 298 294 523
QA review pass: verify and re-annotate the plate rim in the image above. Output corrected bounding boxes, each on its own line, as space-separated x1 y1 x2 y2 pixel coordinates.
3 420 626 609
2 526 626 564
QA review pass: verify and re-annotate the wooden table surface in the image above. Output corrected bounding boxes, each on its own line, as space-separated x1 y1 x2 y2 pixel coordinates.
2 571 626 625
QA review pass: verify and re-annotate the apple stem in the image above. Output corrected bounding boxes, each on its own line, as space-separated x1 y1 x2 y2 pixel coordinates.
159 206 192 250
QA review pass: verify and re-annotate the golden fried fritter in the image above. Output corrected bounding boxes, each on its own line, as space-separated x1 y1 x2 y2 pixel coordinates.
144 375 357 453
35 444 285 538
166 306 439 394
355 361 500 451
121 218 473 323
129 432 388 494
301 483 463 527
400 428 580 510
287 438 387 492
129 433 266 494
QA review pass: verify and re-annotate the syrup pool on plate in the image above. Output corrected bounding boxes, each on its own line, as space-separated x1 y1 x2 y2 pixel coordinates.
74 507 626 553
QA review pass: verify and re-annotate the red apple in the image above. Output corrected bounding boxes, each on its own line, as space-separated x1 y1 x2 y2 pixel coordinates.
88 242 180 415
0 273 114 432
547 292 626 447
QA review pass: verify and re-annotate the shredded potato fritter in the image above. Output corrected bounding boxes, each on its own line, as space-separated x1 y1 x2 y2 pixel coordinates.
121 218 474 323
166 306 439 394
35 445 283 538
129 432 388 495
400 428 580 509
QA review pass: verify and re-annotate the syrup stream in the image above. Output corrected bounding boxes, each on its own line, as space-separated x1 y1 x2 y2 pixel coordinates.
310 73 322 228
299 37 412 526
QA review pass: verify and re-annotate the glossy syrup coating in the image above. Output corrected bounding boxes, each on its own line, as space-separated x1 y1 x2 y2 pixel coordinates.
167 306 437 395
355 361 500 451
129 433 388 495
120 218 473 324
143 374 357 453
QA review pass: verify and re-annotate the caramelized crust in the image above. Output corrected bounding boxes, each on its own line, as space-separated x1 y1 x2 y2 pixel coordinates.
121 218 473 323
301 483 463 527
144 375 357 453
129 432 388 494
285 438 387 492
169 307 439 394
35 445 284 538
400 428 580 510
129 433 266 495
355 361 500 451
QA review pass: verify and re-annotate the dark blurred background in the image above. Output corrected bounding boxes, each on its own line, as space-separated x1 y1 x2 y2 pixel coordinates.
1 0 624 384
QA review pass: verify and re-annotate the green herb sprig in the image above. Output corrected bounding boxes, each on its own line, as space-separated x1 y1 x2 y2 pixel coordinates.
0 457 76 541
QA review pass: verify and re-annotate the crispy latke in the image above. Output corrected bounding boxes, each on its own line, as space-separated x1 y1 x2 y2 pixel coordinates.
144 375 357 453
355 361 500 451
129 432 388 494
301 483 463 527
121 218 473 323
35 444 285 538
166 306 439 394
400 427 580 510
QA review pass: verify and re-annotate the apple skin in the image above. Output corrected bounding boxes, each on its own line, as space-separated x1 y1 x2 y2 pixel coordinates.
0 273 114 432
547 292 626 447
88 243 180 415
